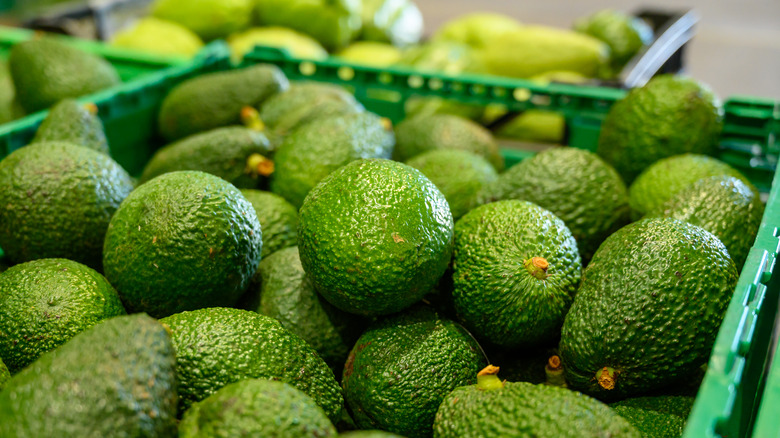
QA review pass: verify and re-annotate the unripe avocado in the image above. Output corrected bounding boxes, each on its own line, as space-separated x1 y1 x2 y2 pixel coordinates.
161 307 344 422
241 190 299 258
10 38 120 114
0 314 178 437
0 141 134 269
339 432 406 438
103 171 263 318
0 358 8 391
0 258 126 373
298 159 454 316
560 218 739 400
610 395 695 438
31 99 109 155
158 64 288 141
179 379 337 438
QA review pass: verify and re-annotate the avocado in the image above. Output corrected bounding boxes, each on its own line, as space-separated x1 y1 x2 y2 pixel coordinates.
110 17 204 57
432 12 523 48
393 114 504 171
246 246 366 371
559 218 739 400
342 305 486 438
152 0 253 41
161 307 344 421
0 258 126 373
433 366 640 438
0 141 134 269
9 38 120 114
240 190 299 258
255 0 362 51
271 112 394 208
339 432 406 438
103 171 263 318
0 60 21 124
179 378 337 438
648 176 763 268
0 358 8 391
298 159 454 316
139 126 273 189
406 149 498 220
0 314 178 437
31 99 109 155
629 153 756 219
478 147 630 263
228 27 329 62
573 9 653 73
259 82 364 138
158 64 288 141
361 0 423 46
336 42 403 67
453 200 581 348
597 75 724 184
610 395 695 438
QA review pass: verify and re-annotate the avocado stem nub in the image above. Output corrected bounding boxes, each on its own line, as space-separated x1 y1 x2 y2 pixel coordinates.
596 366 617 390
241 106 265 132
545 355 567 388
83 102 98 115
380 117 393 131
477 365 504 391
524 257 549 280
246 153 274 177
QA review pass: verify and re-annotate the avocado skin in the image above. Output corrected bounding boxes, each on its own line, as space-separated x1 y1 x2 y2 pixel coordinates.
0 141 134 269
0 314 178 438
433 380 639 438
102 171 262 318
161 307 344 422
559 218 738 400
31 99 109 155
240 190 299 258
597 75 723 184
393 114 504 171
179 379 337 438
648 176 763 269
610 395 695 438
157 64 288 141
298 159 454 316
453 200 581 348
0 258 126 373
339 431 406 438
479 147 630 263
271 112 395 208
0 358 8 391
342 305 486 438
140 126 272 189
10 39 120 114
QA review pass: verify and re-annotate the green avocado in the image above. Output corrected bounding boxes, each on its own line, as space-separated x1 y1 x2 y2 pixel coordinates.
9 38 120 114
433 367 639 438
342 305 486 438
610 395 695 438
0 141 134 269
573 9 653 73
0 258 125 373
255 0 362 51
179 378 337 438
393 114 504 171
271 112 395 208
0 357 8 391
339 431 406 438
31 99 109 155
0 60 21 124
161 307 344 421
453 200 581 348
151 0 253 41
103 171 263 318
406 149 498 220
298 159 454 316
597 75 723 184
139 126 273 189
478 147 630 262
648 176 764 268
0 314 178 437
158 64 288 141
559 218 738 400
240 190 299 258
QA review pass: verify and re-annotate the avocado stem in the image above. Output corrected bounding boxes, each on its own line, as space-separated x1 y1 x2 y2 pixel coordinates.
545 355 567 388
246 153 274 177
476 365 504 391
83 102 98 115
241 106 265 132
380 117 393 131
596 366 617 390
524 257 549 280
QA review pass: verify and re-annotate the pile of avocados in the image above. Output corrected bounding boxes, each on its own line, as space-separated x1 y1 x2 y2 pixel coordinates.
0 57 763 438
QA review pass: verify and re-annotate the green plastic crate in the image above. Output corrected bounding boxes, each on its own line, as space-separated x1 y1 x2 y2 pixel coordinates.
752 321 780 437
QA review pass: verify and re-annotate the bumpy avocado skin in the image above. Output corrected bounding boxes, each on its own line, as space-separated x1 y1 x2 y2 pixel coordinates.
393 114 504 171
0 358 9 391
610 395 695 438
271 112 395 208
140 126 272 189
0 314 178 438
339 431 406 438
0 258 126 373
298 159 454 316
157 64 288 141
161 307 344 422
433 380 640 438
31 99 110 155
179 379 337 438
453 200 581 348
102 171 262 318
241 190 299 257
559 218 738 400
479 147 630 262
342 305 486 438
597 75 723 184
0 141 134 269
